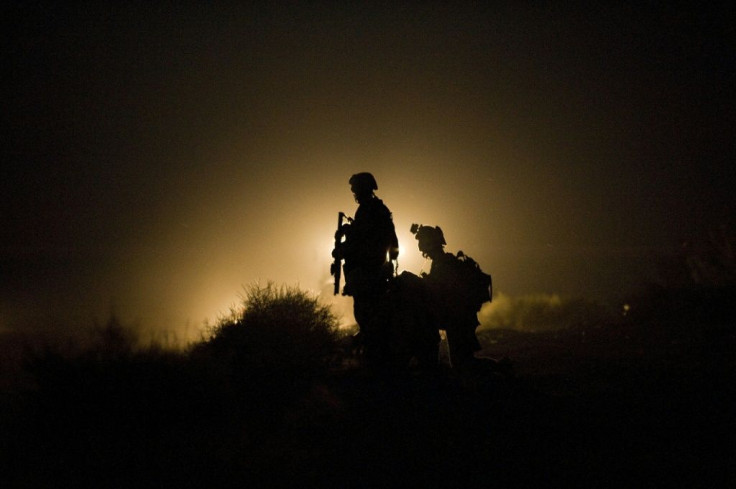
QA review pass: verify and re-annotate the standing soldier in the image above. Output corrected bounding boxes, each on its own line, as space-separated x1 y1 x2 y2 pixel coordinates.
411 224 484 371
333 173 399 368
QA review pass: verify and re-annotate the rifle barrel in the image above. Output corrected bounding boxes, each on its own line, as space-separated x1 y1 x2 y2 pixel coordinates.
332 212 345 295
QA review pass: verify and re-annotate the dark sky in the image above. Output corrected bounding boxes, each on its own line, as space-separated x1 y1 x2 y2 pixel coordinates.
3 2 734 335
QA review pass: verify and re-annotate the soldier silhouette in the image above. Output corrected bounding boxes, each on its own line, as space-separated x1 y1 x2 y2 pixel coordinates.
412 224 483 371
333 173 399 368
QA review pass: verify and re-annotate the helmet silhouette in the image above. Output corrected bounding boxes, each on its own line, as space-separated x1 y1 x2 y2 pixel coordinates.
349 172 378 191
411 224 446 254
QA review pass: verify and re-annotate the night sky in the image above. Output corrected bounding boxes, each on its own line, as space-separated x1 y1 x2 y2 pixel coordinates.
3 2 734 335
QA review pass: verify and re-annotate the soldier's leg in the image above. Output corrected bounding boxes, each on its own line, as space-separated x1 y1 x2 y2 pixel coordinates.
353 289 389 368
444 322 480 369
415 336 440 371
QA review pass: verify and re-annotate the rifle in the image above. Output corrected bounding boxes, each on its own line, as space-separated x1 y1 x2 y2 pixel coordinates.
331 212 346 295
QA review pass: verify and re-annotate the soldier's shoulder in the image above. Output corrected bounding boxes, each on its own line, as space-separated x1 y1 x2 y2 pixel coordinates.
372 197 390 209
365 198 392 217
432 253 465 280
437 252 458 264
429 253 457 274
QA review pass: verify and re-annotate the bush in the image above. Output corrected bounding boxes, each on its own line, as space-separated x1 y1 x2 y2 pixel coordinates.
195 283 340 386
9 286 342 486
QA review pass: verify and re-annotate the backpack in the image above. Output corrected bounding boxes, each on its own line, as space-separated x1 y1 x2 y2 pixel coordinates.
454 251 493 311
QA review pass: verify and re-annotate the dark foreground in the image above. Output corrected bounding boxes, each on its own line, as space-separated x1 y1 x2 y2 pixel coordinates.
2 322 735 488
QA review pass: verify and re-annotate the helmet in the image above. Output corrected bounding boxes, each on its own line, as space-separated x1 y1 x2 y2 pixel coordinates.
412 224 446 254
349 172 378 192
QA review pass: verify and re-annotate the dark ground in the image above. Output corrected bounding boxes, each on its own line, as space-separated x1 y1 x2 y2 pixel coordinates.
1 320 735 488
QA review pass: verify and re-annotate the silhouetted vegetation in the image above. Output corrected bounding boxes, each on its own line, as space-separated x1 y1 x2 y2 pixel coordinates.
1 276 734 487
1 284 347 487
195 282 339 378
190 283 340 417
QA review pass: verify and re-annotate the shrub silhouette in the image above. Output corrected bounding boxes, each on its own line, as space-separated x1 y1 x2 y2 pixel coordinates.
13 289 342 486
193 283 340 399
